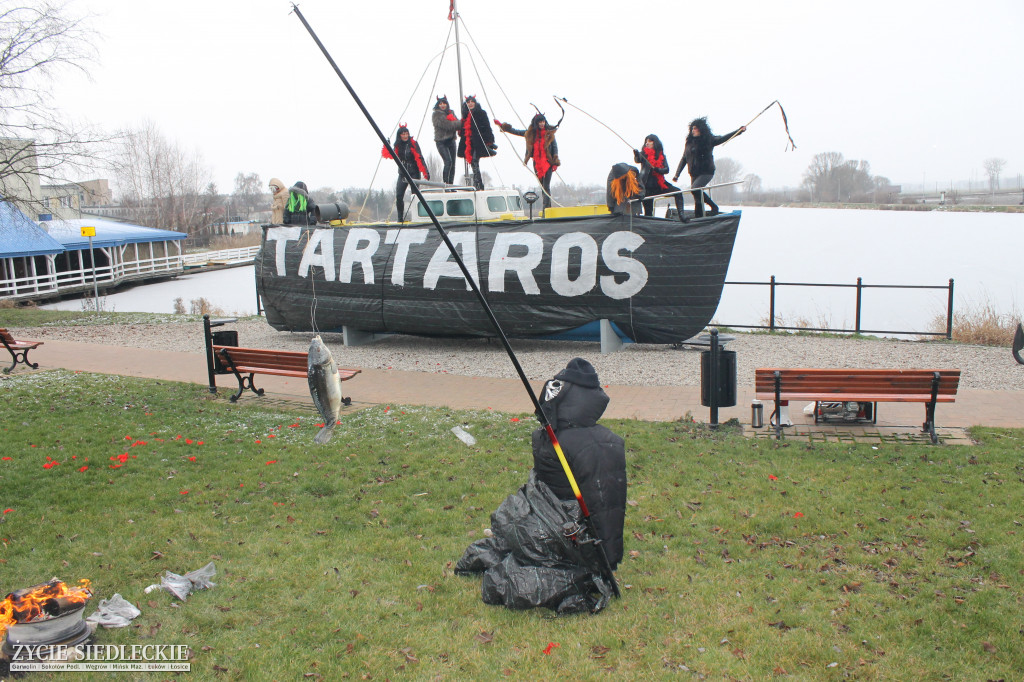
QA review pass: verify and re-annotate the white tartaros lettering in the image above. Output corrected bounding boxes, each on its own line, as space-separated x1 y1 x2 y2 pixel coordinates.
423 231 479 290
298 229 335 280
600 231 647 299
384 228 428 286
550 232 599 297
488 232 543 294
338 228 381 284
265 226 302 275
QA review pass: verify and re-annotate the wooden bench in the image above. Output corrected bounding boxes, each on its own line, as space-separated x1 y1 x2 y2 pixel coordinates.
755 368 961 444
1 328 43 374
201 316 360 403
212 345 360 403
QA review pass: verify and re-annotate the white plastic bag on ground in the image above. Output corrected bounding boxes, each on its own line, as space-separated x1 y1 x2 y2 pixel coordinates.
452 426 476 446
144 562 217 600
86 593 141 628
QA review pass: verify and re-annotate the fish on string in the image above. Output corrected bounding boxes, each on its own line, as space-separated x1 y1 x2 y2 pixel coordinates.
307 335 342 444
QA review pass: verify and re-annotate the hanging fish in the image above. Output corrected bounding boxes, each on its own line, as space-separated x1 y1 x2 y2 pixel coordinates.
307 335 343 444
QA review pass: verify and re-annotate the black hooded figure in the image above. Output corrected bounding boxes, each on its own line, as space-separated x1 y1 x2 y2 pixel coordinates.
454 357 626 614
633 134 686 220
672 117 745 217
457 95 496 190
431 95 460 185
282 181 317 225
532 358 627 567
383 125 429 222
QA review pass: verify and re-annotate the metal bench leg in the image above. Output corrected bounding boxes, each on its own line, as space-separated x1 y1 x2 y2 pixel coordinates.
227 370 264 402
773 371 783 440
922 372 940 444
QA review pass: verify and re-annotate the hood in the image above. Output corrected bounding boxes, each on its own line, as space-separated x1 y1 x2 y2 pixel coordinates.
269 177 286 195
539 358 608 428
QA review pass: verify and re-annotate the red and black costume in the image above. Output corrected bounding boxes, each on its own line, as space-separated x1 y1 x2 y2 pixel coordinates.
633 134 685 220
456 96 496 190
383 125 429 221
498 113 560 210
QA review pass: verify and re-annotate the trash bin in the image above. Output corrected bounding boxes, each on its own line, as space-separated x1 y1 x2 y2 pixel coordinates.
700 349 737 407
210 330 238 373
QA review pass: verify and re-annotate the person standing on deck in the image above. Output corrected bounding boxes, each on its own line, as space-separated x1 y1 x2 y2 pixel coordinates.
672 117 745 217
634 134 686 221
283 181 317 225
457 95 497 190
382 125 429 222
497 112 560 212
432 96 460 186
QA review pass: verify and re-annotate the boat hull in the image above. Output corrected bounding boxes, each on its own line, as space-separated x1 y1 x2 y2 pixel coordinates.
255 212 739 344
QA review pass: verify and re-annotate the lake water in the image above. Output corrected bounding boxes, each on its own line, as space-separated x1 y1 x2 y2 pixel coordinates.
43 207 1021 337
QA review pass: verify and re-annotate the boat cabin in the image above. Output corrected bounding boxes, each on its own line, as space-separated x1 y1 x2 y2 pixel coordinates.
408 187 527 224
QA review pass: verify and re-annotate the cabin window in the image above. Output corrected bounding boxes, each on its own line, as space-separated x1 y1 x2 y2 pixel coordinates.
446 199 474 216
507 196 523 210
486 196 507 212
417 200 444 217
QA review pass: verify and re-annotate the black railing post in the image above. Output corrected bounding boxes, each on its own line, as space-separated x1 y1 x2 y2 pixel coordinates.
769 276 776 332
946 278 954 340
855 277 863 334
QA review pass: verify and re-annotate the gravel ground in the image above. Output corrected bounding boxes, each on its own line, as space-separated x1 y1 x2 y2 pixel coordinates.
16 319 1024 392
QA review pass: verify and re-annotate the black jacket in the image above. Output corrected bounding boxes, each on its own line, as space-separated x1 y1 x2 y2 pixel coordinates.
531 382 627 567
282 182 317 226
394 138 428 179
457 103 496 162
674 125 743 179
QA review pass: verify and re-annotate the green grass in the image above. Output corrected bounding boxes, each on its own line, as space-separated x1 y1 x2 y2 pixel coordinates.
1 370 1022 680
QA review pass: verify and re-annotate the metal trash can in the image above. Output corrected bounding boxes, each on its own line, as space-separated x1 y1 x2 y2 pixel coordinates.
700 349 737 407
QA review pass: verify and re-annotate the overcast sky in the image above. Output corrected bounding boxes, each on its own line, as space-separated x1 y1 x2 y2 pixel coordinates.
52 0 1024 197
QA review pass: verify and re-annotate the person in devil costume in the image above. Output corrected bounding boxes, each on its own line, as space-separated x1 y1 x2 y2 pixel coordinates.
456 95 496 190
497 110 561 211
431 95 460 186
633 134 686 220
382 125 429 222
672 117 745 217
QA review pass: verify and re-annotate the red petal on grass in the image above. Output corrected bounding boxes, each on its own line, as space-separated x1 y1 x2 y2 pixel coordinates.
124 435 132 440
769 475 778 480
1 456 11 460
197 441 204 445
174 435 182 440
289 423 300 428
265 460 277 465
185 439 193 445
189 456 197 462
180 490 189 495
109 463 123 469
510 418 520 422
268 434 276 438
30 444 36 448
794 512 804 518
255 439 261 444
3 509 12 514
78 466 88 472
542 642 560 655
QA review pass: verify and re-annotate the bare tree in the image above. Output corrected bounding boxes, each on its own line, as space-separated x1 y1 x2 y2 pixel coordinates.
232 171 264 218
983 157 1006 194
712 157 744 201
0 2 110 211
112 121 214 234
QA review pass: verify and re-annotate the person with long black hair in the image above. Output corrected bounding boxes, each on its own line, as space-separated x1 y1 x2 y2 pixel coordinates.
431 95 460 185
382 125 429 222
497 112 561 212
633 134 685 220
672 117 745 217
457 95 496 190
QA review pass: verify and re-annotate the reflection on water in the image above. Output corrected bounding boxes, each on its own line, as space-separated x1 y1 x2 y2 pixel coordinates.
43 208 1021 336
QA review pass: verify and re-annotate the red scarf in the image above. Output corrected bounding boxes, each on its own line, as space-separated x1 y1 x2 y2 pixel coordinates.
462 115 474 164
643 147 668 190
382 139 428 178
532 129 551 179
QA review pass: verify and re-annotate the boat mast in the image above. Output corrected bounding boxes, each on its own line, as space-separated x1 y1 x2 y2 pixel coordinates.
452 0 469 183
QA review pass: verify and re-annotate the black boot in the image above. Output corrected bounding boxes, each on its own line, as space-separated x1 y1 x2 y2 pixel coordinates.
396 200 404 223
705 193 720 216
674 195 688 223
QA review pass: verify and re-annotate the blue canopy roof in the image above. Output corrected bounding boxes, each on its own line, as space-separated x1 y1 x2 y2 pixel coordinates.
37 218 187 250
0 201 66 258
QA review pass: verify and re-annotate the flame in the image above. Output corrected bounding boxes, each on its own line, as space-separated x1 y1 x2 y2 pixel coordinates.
0 578 92 638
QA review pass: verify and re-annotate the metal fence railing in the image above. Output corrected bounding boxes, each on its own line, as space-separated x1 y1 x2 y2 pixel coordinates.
717 276 954 339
